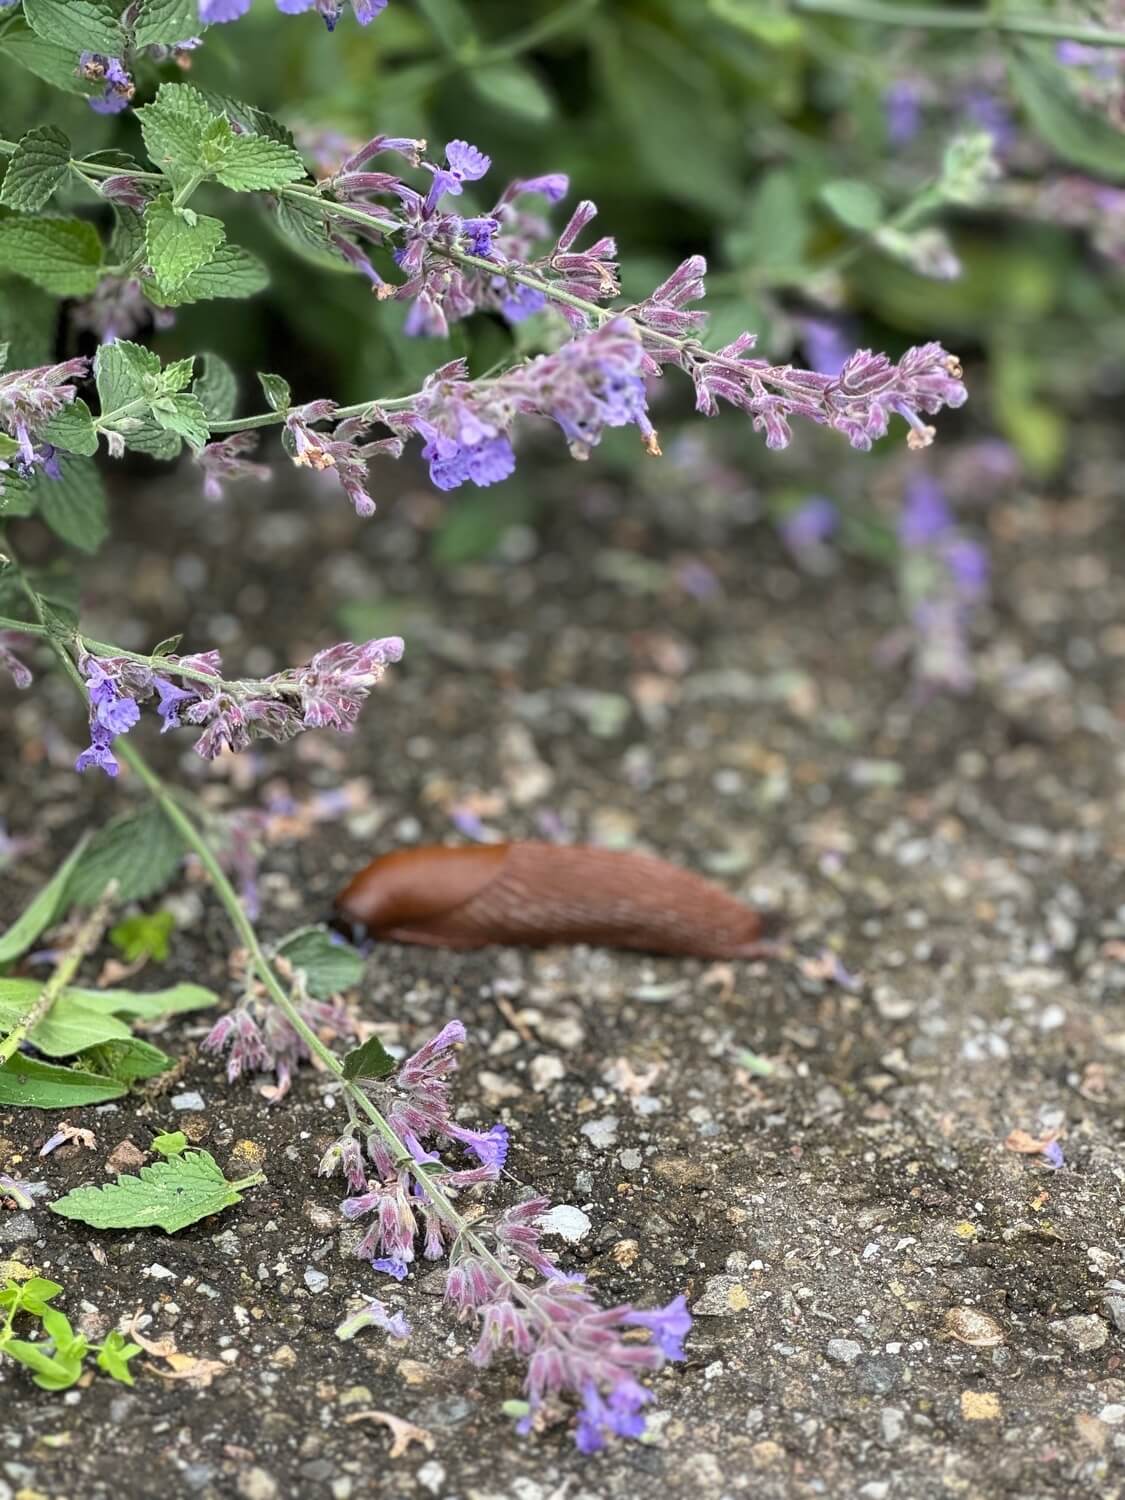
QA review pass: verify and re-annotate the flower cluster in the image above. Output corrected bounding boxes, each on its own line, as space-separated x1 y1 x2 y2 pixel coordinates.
203 990 352 1099
201 0 386 27
73 636 403 776
311 1019 691 1451
1057 8 1125 130
77 53 135 115
889 473 990 694
0 356 88 488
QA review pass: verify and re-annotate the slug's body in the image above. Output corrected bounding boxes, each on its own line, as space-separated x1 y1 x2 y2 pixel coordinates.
333 842 775 958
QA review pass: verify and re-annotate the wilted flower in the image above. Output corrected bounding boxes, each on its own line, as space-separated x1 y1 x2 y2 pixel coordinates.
0 632 33 691
0 357 89 479
195 432 272 501
203 992 352 1099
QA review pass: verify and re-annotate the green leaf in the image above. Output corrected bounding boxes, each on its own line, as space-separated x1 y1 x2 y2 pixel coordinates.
820 178 885 232
50 1148 263 1234
0 979 134 1057
0 1276 64 1314
136 84 219 187
0 217 103 297
145 195 226 296
160 357 197 394
257 371 291 412
725 168 809 277
341 1035 395 1083
24 0 125 55
275 926 363 998
132 0 199 48
3 1336 84 1391
150 391 210 452
95 338 160 413
41 399 99 458
0 275 56 368
0 833 89 967
195 92 297 147
67 803 187 907
1007 45 1125 183
151 1130 188 1156
193 353 238 423
214 135 307 191
0 1054 127 1108
142 243 270 307
95 1329 142 1385
709 0 802 45
110 911 175 964
79 1036 172 1083
0 126 71 213
36 457 109 555
269 192 339 268
152 633 183 657
0 16 101 98
67 981 219 1020
469 63 554 123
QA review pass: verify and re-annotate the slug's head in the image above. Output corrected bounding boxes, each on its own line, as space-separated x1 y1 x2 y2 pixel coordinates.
331 844 511 944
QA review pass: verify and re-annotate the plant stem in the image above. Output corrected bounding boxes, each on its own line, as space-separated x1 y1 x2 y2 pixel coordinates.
7 543 529 1305
0 885 116 1066
791 0 1125 45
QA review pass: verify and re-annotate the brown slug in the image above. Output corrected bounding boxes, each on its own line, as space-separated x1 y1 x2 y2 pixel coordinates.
333 842 777 958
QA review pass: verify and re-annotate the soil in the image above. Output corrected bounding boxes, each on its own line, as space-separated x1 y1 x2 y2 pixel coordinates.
1 435 1124 1500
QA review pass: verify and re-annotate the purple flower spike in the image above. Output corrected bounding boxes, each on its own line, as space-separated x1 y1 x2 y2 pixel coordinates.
425 140 491 211
153 675 199 731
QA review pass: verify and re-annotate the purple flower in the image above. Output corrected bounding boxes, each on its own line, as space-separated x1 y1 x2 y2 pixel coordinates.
153 675 198 731
0 358 89 477
425 140 491 212
943 537 990 602
623 1294 691 1360
199 0 251 19
885 79 923 146
499 284 547 324
371 1257 409 1280
336 1299 411 1341
0 632 33 690
195 433 271 502
75 724 121 778
284 403 403 516
799 318 851 378
781 496 838 554
899 474 953 547
424 432 516 491
1042 1139 1065 1170
203 994 352 1098
78 53 134 114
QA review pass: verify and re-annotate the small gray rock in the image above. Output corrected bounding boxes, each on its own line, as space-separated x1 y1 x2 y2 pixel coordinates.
826 1338 864 1365
1050 1314 1108 1352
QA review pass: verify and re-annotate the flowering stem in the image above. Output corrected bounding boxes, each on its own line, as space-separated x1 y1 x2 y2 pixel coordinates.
0 883 116 1065
791 0 1125 45
4 542 532 1312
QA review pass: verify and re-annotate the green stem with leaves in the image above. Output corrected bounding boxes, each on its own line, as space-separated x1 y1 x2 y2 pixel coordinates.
0 884 116 1065
3 544 537 1312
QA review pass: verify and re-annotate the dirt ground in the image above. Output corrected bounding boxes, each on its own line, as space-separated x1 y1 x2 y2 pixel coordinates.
2 431 1124 1500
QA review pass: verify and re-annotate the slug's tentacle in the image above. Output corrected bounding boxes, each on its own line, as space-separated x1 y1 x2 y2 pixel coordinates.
333 842 777 958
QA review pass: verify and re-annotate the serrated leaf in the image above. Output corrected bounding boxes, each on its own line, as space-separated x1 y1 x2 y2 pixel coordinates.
0 979 134 1056
152 1130 188 1156
50 1149 263 1233
0 1054 127 1108
257 371 291 412
0 217 103 297
132 0 199 48
0 833 89 966
41 399 98 457
150 391 210 451
67 803 187 907
275 926 363 998
24 0 125 55
142 243 269 307
214 135 307 191
160 356 196 394
0 16 101 98
109 205 146 265
95 339 159 411
36 457 109 555
1007 45 1125 183
136 83 219 187
145 195 225 295
0 126 71 213
0 275 56 368
195 91 297 146
269 192 339 268
192 353 237 422
341 1035 395 1082
820 178 885 232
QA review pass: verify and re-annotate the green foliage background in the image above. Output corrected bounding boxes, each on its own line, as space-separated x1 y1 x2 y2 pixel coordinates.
1 0 1123 483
